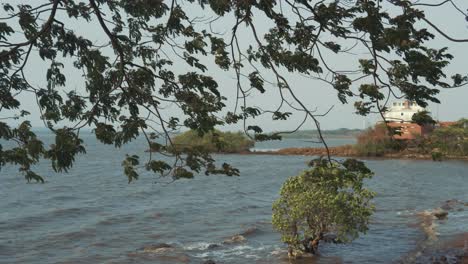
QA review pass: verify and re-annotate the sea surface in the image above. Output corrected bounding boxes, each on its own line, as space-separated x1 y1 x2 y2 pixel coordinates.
1 132 468 263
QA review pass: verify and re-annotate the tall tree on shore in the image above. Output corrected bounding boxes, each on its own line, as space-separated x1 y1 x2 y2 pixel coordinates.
412 110 436 126
0 0 467 182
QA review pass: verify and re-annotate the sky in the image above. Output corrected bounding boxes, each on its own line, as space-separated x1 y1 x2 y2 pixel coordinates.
1 0 468 132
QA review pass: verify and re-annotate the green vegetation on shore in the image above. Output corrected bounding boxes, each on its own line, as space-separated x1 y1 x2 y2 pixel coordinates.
354 119 468 158
353 124 404 157
170 130 255 153
426 120 468 157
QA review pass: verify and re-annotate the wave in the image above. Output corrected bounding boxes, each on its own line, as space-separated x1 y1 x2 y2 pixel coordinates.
183 242 219 251
194 244 267 260
96 214 135 226
0 206 100 231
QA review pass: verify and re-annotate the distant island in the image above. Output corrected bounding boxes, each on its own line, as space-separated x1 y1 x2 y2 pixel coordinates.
276 128 362 139
166 130 254 153
149 128 360 154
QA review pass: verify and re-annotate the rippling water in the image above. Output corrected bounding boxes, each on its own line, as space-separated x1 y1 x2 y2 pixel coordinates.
1 132 467 264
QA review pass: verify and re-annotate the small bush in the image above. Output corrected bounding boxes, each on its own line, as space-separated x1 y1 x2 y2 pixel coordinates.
431 149 443 161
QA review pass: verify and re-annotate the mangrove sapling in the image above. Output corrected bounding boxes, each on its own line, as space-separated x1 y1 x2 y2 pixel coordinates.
272 159 375 257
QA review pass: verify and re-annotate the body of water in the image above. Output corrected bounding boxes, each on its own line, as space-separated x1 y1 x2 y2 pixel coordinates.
1 132 467 263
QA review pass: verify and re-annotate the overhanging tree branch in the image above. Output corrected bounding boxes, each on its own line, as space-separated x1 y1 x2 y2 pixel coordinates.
0 0 61 60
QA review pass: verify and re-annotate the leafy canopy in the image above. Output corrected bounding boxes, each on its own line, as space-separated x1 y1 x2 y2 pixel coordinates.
0 0 467 182
272 159 375 253
411 110 436 126
429 120 468 156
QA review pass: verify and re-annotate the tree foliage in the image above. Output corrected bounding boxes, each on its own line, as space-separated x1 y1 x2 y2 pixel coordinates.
272 159 375 255
170 130 254 153
0 0 467 182
429 120 468 156
411 110 436 126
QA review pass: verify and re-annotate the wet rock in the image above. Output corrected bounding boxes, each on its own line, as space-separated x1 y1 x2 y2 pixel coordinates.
441 204 453 211
207 243 220 250
223 235 246 244
222 226 258 245
417 210 438 241
441 199 464 211
287 249 315 259
239 226 259 237
203 260 216 264
141 243 174 253
433 208 448 220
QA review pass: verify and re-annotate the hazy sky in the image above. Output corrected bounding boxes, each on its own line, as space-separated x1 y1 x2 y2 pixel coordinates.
2 0 468 132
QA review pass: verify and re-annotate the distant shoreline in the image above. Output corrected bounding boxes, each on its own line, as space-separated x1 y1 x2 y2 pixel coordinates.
277 129 362 140
281 135 357 139
243 145 468 162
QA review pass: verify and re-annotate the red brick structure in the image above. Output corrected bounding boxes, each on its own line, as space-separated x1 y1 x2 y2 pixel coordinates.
387 122 433 140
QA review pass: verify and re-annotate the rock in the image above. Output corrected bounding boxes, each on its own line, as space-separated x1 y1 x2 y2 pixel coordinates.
433 208 448 220
203 260 216 264
222 227 258 245
141 243 174 254
441 199 461 210
417 210 438 241
207 243 220 250
287 249 315 259
239 227 259 237
223 235 246 244
441 204 453 211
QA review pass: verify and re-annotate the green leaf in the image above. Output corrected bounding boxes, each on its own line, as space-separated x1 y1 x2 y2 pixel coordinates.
145 160 171 174
248 71 265 93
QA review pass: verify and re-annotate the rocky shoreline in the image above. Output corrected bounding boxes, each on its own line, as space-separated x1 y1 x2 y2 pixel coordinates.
402 199 468 264
246 145 468 161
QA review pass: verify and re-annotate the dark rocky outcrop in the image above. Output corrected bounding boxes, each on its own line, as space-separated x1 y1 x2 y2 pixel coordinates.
404 200 468 264
433 208 449 220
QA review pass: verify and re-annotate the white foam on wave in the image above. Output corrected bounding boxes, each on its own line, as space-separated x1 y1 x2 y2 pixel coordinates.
194 244 267 260
397 209 417 216
249 148 280 152
183 242 216 251
270 247 286 256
